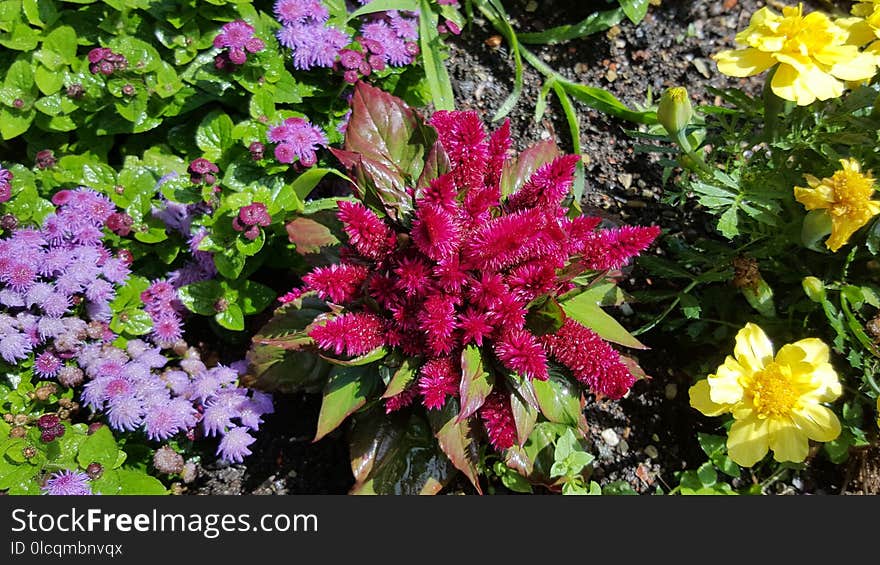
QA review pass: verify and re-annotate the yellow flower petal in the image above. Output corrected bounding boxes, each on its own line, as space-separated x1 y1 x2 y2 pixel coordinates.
767 419 810 463
713 48 776 77
829 51 879 81
707 357 746 405
733 323 774 373
688 379 732 417
794 185 834 210
791 403 841 442
783 338 829 366
837 16 877 46
727 416 770 467
770 63 818 105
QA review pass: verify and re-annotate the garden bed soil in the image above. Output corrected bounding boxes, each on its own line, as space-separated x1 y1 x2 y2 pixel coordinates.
188 0 862 495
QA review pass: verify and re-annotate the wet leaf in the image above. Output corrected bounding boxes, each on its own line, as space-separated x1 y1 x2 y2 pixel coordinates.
458 345 493 421
532 372 587 432
428 398 482 493
315 365 380 442
349 408 455 495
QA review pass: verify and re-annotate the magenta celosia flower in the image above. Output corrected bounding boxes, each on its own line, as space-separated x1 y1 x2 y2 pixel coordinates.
417 357 459 410
542 318 636 399
479 391 517 450
302 264 369 303
310 312 386 357
287 101 658 453
579 225 663 271
338 201 396 260
42 470 92 495
495 328 549 381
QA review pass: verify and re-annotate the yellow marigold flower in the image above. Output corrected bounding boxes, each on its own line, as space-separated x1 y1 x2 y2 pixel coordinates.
689 323 842 467
712 3 877 106
794 158 880 252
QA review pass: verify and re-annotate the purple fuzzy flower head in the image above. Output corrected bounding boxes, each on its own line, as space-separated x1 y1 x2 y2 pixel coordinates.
0 164 12 203
278 22 350 70
42 469 93 495
217 426 255 463
267 117 327 166
213 20 265 68
274 0 329 24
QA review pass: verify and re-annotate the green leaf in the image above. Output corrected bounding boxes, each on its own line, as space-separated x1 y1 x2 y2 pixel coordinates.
679 292 701 319
240 281 275 315
214 247 246 279
382 357 419 398
532 372 585 430
458 345 493 420
121 309 153 336
619 0 650 24
196 110 234 160
347 0 418 20
508 375 538 446
116 469 168 495
561 291 647 349
286 216 339 255
697 462 718 487
418 0 455 111
76 426 119 469
518 8 624 44
315 365 381 441
321 346 389 367
0 107 34 140
215 303 245 331
427 398 482 493
349 408 454 495
34 64 64 95
36 25 77 70
178 280 224 316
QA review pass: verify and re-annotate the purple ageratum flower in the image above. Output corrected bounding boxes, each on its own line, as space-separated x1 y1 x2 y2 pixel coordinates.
274 0 329 25
202 402 235 437
34 351 62 378
42 470 92 495
217 426 255 463
151 313 183 348
361 20 413 66
107 395 144 431
213 20 265 66
388 11 419 41
0 163 12 203
0 330 32 363
278 23 350 70
267 117 327 166
143 399 193 441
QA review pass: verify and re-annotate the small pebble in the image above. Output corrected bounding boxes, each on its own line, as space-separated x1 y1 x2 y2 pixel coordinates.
617 439 629 455
664 383 678 400
644 445 659 459
525 0 538 12
601 428 620 447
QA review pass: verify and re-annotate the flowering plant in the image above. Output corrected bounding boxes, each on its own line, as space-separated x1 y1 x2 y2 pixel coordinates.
246 82 659 493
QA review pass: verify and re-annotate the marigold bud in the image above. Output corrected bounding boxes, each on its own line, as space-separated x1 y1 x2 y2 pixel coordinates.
802 276 826 303
657 86 693 136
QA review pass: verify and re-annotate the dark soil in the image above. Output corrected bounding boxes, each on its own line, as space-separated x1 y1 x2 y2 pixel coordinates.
189 0 851 495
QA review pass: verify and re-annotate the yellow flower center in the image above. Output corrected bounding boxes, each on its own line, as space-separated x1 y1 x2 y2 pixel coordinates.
828 168 876 219
776 7 835 56
748 362 798 418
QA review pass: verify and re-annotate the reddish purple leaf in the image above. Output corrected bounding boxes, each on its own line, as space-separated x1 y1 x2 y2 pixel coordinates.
457 345 493 421
286 216 339 255
500 138 560 197
428 399 482 494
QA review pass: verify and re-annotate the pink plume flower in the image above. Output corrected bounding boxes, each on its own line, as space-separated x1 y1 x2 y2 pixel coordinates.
508 154 581 211
411 204 461 261
418 294 459 356
384 386 418 414
495 328 548 381
302 263 369 304
337 201 396 260
309 312 386 357
429 110 489 190
580 225 662 271
542 318 636 399
459 308 494 346
417 357 459 410
479 391 517 450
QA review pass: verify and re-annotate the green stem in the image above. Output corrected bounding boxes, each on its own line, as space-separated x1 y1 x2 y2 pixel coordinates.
762 65 783 143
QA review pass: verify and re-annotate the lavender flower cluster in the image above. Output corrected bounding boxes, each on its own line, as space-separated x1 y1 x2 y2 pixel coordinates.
0 188 272 463
273 0 419 72
0 164 12 203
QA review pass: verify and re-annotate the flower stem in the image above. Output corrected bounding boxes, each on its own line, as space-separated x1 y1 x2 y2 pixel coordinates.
762 65 783 143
